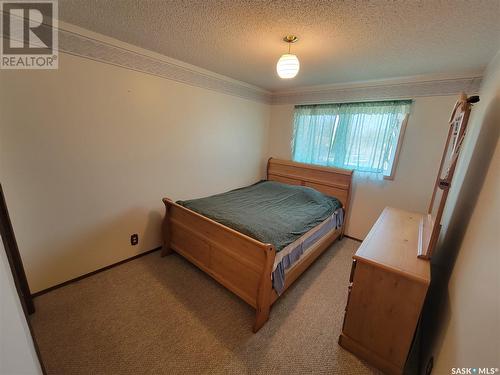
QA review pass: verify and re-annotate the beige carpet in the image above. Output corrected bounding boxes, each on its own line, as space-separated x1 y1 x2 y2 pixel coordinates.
31 238 379 375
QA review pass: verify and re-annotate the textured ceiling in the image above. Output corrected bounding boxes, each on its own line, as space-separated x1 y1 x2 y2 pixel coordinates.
59 0 500 92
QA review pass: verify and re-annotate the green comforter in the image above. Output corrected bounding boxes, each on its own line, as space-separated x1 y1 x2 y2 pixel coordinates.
177 181 342 252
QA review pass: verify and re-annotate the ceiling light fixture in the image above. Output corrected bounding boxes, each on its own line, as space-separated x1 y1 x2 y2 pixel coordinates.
276 35 300 79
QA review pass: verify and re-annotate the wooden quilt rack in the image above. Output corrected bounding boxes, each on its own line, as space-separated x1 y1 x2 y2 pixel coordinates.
417 92 480 259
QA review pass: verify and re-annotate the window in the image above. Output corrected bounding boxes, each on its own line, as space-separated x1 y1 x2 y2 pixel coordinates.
291 100 411 179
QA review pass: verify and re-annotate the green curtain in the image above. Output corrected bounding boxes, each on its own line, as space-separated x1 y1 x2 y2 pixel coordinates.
291 100 412 175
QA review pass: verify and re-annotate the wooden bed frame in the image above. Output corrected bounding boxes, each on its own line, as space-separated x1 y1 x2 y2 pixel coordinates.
161 158 353 332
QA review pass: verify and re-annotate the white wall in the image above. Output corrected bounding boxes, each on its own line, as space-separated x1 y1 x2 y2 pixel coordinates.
430 51 500 372
268 96 456 239
0 239 42 375
0 52 270 293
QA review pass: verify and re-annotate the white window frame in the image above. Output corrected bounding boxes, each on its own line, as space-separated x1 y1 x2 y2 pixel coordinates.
384 113 409 180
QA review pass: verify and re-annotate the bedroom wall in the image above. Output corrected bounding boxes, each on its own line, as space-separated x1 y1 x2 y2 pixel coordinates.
429 50 500 372
268 95 457 239
0 21 484 297
0 51 270 293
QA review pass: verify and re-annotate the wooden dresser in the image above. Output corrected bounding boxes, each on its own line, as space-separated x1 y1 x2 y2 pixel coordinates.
339 207 431 375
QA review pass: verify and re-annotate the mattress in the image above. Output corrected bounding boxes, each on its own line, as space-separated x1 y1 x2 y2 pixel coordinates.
177 180 342 252
272 208 343 294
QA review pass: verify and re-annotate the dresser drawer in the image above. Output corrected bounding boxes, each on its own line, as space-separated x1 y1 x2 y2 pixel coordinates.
340 260 428 374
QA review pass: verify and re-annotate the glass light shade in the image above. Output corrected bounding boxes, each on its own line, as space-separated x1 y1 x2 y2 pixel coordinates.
276 53 300 79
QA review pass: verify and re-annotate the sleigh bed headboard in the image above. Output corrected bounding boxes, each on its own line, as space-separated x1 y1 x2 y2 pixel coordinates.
266 158 353 210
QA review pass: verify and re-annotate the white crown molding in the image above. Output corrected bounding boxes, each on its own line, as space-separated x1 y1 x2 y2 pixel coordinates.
55 22 272 104
270 74 482 105
53 22 482 106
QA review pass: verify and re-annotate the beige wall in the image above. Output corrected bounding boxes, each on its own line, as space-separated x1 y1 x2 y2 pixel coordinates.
430 51 500 372
268 96 456 239
0 52 270 293
0 238 42 375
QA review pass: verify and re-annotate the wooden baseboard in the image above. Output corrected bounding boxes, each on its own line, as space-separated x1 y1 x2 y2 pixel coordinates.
31 247 161 298
32 236 362 298
344 234 363 242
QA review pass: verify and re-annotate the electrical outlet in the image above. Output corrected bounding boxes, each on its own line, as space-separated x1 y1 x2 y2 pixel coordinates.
130 233 139 246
